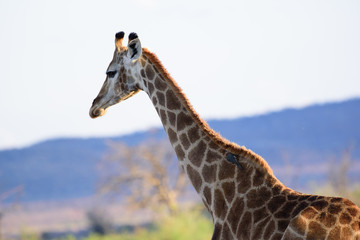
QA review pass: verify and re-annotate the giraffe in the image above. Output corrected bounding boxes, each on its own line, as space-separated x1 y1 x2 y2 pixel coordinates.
89 31 360 240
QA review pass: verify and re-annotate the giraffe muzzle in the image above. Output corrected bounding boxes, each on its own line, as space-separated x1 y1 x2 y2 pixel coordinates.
89 107 106 119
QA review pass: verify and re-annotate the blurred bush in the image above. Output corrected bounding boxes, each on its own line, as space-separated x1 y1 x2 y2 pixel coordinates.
84 208 212 240
86 208 113 235
98 140 189 215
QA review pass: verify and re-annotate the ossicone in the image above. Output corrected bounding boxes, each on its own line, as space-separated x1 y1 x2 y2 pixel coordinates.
115 31 125 40
115 31 125 51
115 31 139 51
128 32 138 41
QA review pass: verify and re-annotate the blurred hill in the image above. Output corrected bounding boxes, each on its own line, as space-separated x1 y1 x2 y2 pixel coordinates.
0 98 359 202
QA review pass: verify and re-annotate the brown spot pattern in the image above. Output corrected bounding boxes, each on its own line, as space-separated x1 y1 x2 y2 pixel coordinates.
328 226 341 239
154 77 167 91
203 186 212 207
347 207 358 217
277 219 289 232
291 216 306 235
311 200 328 211
298 195 311 201
307 196 317 201
212 223 221 240
174 145 185 161
252 169 264 186
287 194 299 201
167 111 176 127
145 64 155 80
330 197 343 203
227 198 244 233
253 206 268 223
301 207 318 219
271 233 283 240
351 221 359 231
274 201 298 219
263 220 275 239
166 90 181 110
271 184 284 196
209 141 220 150
319 212 337 228
252 221 266 240
237 211 252 239
151 96 157 106
214 189 228 220
206 150 222 163
188 126 200 143
179 133 190 150
341 226 352 238
237 174 252 194
159 109 167 125
202 164 217 183
186 165 202 193
267 195 286 213
328 204 342 215
221 223 232 240
218 160 235 181
140 69 146 78
188 140 206 167
156 91 165 106
344 198 355 206
339 212 352 225
247 187 271 209
147 82 155 95
176 112 193 131
222 182 235 203
167 128 177 144
292 201 309 217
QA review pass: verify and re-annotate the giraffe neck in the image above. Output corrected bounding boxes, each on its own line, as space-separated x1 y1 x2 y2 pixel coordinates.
139 48 287 221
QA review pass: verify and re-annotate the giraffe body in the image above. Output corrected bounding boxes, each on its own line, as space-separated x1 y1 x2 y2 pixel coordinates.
89 32 360 240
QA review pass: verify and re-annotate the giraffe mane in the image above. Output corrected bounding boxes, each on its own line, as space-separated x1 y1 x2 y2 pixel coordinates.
142 48 275 177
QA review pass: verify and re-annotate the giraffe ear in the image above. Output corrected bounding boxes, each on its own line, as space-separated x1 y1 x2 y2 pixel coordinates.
127 36 142 60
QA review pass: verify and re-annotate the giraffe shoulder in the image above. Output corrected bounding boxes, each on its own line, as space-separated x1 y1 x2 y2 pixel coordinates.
281 207 310 239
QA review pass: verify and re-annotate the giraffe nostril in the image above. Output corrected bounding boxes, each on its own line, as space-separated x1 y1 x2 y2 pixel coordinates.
93 110 100 117
89 110 98 118
90 108 105 119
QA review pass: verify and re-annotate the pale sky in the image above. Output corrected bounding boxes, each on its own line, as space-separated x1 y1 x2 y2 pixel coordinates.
0 0 359 150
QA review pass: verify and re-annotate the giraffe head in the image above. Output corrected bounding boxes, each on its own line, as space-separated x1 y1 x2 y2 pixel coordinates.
89 31 143 118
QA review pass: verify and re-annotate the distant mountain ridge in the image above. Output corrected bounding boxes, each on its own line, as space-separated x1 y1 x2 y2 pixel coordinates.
1 98 359 202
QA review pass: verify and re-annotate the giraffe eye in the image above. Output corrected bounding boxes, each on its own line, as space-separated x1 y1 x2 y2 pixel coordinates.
106 70 117 78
